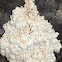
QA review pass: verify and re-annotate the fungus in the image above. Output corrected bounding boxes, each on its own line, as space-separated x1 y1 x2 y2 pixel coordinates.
0 0 61 62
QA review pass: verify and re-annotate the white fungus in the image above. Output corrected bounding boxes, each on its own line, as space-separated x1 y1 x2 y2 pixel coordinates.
0 0 62 62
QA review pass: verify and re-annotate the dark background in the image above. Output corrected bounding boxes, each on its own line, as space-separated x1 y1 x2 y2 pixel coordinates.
0 0 62 62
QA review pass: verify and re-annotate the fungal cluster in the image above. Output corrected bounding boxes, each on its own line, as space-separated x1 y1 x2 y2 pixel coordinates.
0 0 61 62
